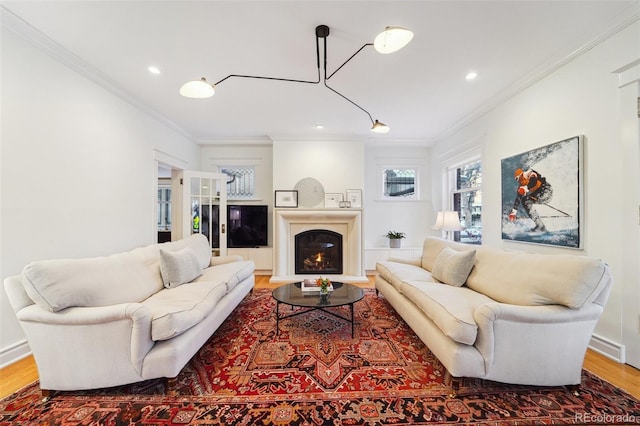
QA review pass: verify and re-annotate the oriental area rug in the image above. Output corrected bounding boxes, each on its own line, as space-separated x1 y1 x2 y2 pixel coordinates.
1 289 639 425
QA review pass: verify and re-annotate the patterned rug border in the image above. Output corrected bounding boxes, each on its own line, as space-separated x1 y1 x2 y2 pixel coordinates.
6 367 637 403
2 289 639 425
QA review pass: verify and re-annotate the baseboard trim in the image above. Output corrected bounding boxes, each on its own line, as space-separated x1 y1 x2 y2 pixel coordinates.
589 334 625 363
0 339 32 369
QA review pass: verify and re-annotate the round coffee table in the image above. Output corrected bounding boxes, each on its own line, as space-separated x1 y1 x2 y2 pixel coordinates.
272 281 364 337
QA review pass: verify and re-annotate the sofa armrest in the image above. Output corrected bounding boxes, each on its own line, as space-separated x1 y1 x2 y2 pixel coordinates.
475 302 602 325
16 303 155 390
386 257 421 266
473 302 603 385
210 255 244 266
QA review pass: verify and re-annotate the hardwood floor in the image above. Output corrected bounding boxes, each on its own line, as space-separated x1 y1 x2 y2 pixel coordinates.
2 275 638 400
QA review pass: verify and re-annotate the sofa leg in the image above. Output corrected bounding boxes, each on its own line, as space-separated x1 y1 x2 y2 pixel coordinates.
166 376 178 396
567 384 580 396
449 377 461 398
444 371 461 398
41 389 54 402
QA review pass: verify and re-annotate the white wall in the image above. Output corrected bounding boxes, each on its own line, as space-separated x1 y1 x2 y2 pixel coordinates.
271 140 432 255
0 27 200 365
272 139 434 250
364 144 433 248
272 139 365 201
430 20 640 362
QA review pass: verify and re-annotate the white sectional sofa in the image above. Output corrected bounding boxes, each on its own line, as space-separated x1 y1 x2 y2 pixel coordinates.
4 234 255 396
375 237 612 392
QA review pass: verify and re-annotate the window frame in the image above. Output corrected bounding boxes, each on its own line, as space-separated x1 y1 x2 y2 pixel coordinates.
443 152 482 244
378 164 421 201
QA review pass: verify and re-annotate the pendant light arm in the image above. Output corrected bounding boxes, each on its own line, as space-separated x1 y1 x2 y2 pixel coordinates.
214 72 320 87
323 80 374 125
213 34 322 87
326 43 373 81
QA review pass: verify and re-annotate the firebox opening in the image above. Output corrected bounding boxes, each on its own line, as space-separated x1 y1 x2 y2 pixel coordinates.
295 229 343 275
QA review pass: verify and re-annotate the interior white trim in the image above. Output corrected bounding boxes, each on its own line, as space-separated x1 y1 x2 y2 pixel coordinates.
0 6 195 143
589 334 625 364
0 339 31 370
433 6 640 143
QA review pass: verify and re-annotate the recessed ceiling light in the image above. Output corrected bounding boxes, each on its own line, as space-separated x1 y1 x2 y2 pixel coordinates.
465 71 477 80
315 124 324 130
148 66 161 75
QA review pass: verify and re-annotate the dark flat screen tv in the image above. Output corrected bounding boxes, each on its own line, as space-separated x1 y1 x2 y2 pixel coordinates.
227 205 268 248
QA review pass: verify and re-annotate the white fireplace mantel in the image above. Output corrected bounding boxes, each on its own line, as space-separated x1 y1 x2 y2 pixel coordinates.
270 208 367 283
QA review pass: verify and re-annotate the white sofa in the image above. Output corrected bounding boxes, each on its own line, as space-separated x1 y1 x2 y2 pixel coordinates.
4 234 255 396
375 237 612 392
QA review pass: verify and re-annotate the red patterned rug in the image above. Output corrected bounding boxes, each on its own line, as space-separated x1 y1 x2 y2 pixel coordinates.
1 289 638 425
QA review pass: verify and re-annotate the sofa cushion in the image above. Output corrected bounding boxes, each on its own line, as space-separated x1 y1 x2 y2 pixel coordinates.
421 237 476 271
159 233 212 270
159 247 202 288
194 260 255 292
143 279 228 341
21 252 163 312
431 247 476 287
401 280 494 345
376 261 434 293
467 246 609 308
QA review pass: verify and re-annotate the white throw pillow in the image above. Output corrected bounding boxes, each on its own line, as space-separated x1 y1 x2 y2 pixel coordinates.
431 247 476 287
159 247 202 288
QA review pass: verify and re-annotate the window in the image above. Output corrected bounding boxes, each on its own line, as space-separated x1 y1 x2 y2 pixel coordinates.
157 185 172 231
383 168 417 199
220 167 255 199
449 159 482 244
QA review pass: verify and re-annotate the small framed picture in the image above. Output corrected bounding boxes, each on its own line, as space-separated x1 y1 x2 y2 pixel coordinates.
346 189 362 208
275 190 298 208
324 193 343 208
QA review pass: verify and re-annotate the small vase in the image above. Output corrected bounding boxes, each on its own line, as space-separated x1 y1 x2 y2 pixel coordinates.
389 239 401 248
320 287 329 295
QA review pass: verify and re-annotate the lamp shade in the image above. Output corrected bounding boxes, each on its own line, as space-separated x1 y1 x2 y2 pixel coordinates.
371 120 390 133
432 211 444 230
180 77 215 98
374 26 414 54
432 211 464 231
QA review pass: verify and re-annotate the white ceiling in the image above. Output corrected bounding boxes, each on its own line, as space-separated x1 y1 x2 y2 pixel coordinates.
2 1 637 144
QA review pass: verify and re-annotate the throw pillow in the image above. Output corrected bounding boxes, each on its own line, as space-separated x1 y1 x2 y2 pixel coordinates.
431 247 476 287
159 247 202 289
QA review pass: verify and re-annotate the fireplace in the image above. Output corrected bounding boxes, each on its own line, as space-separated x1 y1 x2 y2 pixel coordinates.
271 208 366 283
295 230 343 274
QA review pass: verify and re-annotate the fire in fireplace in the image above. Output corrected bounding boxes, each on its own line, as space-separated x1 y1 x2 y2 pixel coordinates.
295 229 343 275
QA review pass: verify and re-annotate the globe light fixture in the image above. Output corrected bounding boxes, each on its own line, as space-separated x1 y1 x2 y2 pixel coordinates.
373 26 414 54
179 77 215 98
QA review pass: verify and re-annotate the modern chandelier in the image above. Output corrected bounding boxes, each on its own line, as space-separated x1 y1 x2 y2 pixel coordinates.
180 25 413 134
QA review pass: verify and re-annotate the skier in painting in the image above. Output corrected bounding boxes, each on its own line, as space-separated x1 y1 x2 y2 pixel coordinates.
508 168 553 232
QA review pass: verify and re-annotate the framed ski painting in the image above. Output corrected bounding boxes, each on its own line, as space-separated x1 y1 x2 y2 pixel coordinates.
501 136 584 249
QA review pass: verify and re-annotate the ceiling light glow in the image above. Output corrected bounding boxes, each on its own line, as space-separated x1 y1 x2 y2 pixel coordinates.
465 71 478 80
374 26 414 54
148 66 161 75
180 78 215 98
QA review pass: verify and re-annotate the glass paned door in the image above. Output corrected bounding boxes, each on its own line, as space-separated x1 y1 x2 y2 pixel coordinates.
182 171 227 255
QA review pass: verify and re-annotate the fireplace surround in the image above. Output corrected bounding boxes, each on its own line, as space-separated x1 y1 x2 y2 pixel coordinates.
271 209 366 283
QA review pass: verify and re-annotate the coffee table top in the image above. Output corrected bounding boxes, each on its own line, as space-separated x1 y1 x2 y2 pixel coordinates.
272 281 364 308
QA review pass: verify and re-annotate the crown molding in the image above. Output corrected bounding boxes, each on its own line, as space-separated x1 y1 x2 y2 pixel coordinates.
197 136 274 146
1 6 197 144
433 3 640 144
